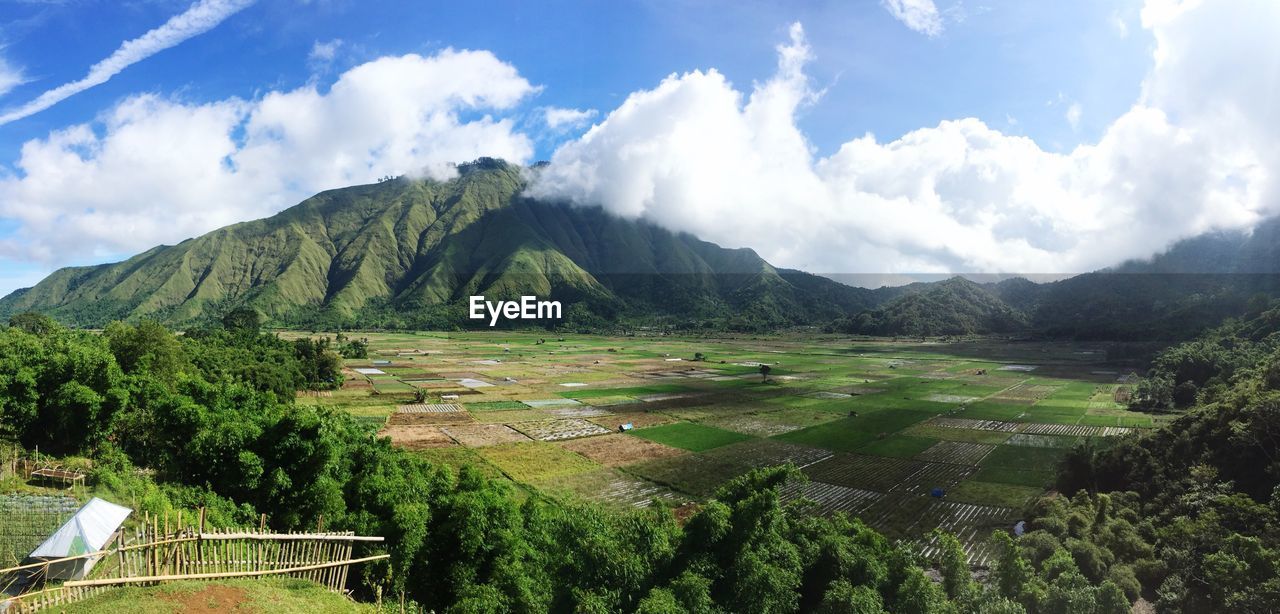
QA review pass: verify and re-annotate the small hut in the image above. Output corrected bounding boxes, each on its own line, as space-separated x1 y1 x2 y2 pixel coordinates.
24 497 131 580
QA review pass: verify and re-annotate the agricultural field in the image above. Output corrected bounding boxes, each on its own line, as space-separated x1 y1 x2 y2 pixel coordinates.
283 330 1166 566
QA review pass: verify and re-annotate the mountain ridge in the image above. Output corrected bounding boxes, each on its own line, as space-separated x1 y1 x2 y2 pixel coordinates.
0 159 881 330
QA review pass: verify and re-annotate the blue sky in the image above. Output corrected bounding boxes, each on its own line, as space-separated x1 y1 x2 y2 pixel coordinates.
0 0 1274 293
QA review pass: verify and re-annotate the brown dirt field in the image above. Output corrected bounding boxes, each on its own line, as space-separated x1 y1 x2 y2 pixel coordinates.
386 411 476 426
378 425 457 450
442 424 532 447
158 583 250 613
587 410 676 430
341 377 371 390
556 433 686 467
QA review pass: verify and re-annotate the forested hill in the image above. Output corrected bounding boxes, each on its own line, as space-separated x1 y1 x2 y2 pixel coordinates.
0 159 880 330
830 277 1028 337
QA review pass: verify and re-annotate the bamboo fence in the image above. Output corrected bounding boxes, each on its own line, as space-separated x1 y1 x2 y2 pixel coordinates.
0 508 387 614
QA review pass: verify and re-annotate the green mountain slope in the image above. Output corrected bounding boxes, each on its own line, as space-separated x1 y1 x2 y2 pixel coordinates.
0 159 878 329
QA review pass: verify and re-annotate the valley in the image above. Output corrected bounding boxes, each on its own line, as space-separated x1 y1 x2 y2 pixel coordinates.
293 331 1167 565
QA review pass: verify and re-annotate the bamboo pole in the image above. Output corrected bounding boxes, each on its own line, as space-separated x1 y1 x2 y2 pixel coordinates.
61 554 390 588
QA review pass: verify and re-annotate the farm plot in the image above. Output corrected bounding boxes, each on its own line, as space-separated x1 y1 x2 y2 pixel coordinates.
900 424 1012 445
974 445 1067 487
464 401 529 412
386 410 475 426
890 461 975 496
915 441 996 466
1019 422 1101 437
703 411 832 437
913 500 1020 567
928 417 1020 432
948 480 1044 508
545 406 612 418
803 454 926 492
396 403 464 413
629 422 753 452
701 439 833 471
511 418 611 441
923 394 979 404
522 398 582 408
481 442 601 482
1006 433 1080 449
859 435 938 458
536 468 683 508
441 424 531 447
626 453 745 497
990 382 1058 403
779 480 883 517
775 410 939 452
377 425 456 450
557 433 687 467
587 410 676 431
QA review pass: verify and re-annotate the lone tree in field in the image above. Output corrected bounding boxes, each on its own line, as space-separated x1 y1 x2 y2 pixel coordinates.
694 352 705 362
760 364 772 382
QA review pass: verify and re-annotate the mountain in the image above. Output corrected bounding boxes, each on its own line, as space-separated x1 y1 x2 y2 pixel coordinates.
830 277 1028 337
0 159 881 330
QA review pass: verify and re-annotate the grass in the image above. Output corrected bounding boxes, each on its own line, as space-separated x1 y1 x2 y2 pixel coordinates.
947 480 1042 508
60 578 373 613
972 466 1055 488
774 410 937 452
629 422 754 452
857 435 938 458
982 445 1069 470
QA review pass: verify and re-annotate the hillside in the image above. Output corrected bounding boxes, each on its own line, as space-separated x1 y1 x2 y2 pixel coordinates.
0 159 879 330
831 277 1028 337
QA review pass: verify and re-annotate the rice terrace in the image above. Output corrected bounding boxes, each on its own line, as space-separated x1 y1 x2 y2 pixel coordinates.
293 331 1164 566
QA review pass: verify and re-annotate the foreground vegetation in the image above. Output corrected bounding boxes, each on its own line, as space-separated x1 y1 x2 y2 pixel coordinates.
0 312 1157 612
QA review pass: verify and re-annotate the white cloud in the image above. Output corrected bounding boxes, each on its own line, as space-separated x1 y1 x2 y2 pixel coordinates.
1110 10 1130 38
881 0 944 37
543 106 598 130
1065 102 1082 131
0 49 537 263
0 54 24 98
0 0 254 125
309 39 342 64
531 10 1275 275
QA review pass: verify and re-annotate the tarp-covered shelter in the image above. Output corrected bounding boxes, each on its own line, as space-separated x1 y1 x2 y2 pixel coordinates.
24 497 131 580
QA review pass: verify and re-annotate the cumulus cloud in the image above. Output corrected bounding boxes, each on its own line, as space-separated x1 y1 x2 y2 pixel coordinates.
0 49 537 262
0 0 254 126
881 0 944 37
543 106 598 130
531 8 1275 276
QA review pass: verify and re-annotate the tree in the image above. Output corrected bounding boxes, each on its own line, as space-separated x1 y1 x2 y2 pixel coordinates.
760 364 772 382
221 306 261 335
8 312 58 336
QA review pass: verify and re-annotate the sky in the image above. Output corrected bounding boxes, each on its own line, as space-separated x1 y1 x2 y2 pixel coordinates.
0 0 1275 294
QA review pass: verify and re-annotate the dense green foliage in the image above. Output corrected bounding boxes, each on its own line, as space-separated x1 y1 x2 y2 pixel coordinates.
1031 309 1280 611
1130 299 1280 409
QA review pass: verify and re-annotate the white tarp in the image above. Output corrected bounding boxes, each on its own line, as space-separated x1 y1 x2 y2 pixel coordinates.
27 497 131 580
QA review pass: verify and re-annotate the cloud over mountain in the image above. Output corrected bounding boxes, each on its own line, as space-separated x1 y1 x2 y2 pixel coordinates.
530 2 1277 276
